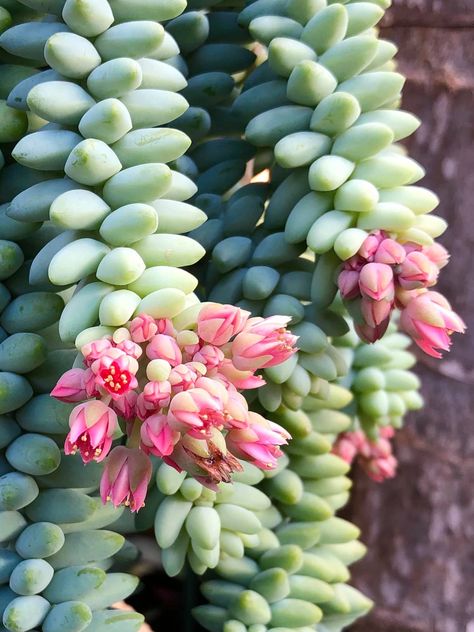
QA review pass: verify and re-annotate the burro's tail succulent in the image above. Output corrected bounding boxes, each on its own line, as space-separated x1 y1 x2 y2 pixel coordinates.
0 0 465 631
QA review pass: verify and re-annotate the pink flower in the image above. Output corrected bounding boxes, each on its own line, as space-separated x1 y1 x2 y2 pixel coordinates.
136 380 172 420
362 454 398 482
338 269 361 300
51 368 87 403
100 446 152 512
374 238 406 265
169 363 200 393
226 411 290 470
111 390 138 421
169 387 225 437
81 338 113 367
193 344 225 371
146 334 182 366
167 429 243 486
140 413 179 457
359 263 394 301
218 359 265 390
157 318 175 336
400 291 466 358
92 353 138 400
359 231 385 260
115 339 143 359
355 319 391 344
398 251 438 290
65 400 118 463
224 390 250 429
361 296 392 328
423 243 450 269
84 368 100 398
231 316 298 371
333 432 366 464
198 303 250 346
129 314 158 343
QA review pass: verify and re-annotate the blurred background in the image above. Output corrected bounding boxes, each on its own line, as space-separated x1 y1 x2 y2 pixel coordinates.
349 1 474 630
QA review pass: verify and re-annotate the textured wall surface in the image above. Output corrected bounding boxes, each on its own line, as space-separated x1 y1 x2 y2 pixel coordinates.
349 1 474 630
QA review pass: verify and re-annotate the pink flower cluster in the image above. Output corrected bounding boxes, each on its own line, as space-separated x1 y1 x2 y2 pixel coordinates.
333 427 398 483
52 305 297 512
338 231 465 357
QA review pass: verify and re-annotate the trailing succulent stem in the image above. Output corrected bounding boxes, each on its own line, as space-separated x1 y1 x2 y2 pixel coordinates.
0 0 464 631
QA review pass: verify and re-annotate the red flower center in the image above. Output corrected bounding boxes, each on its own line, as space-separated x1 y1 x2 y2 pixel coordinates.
100 361 132 395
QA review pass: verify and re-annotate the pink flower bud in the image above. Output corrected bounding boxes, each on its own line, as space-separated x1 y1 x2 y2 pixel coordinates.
398 251 438 290
363 454 398 482
374 238 406 265
231 316 298 371
169 428 243 486
65 401 118 463
136 381 172 420
140 413 179 457
218 359 266 390
81 338 113 367
129 314 158 343
51 368 87 403
197 303 250 346
361 297 393 328
355 318 391 344
111 390 138 421
359 263 394 301
358 231 385 260
169 387 225 437
115 339 143 359
400 290 466 358
193 344 225 371
100 446 152 512
146 334 182 367
338 269 361 300
226 411 290 470
423 243 450 269
169 363 200 393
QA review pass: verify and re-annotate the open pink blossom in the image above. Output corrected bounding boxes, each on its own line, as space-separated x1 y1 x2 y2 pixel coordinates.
400 291 466 358
51 368 86 403
359 263 394 302
140 413 179 457
226 412 291 470
197 303 250 346
65 400 118 463
100 446 152 512
136 381 172 420
92 353 138 400
231 316 298 371
146 334 182 366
